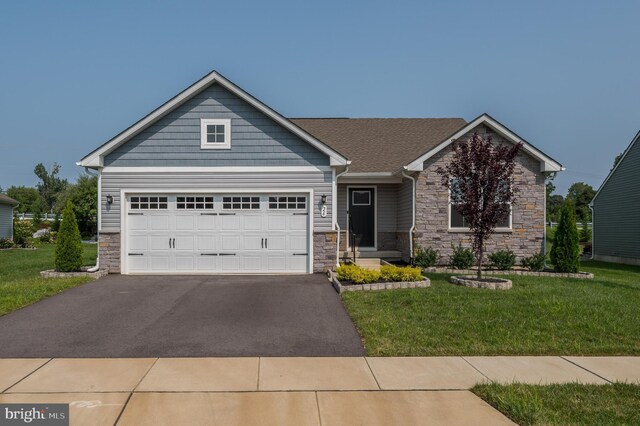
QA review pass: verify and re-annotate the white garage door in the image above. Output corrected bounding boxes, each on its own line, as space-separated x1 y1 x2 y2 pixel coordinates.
124 194 310 274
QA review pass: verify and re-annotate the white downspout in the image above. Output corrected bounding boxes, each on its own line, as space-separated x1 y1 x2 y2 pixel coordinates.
334 164 350 266
84 167 100 272
401 167 416 264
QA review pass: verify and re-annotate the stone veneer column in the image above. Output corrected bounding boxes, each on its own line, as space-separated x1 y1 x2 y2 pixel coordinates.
98 232 120 273
313 231 337 272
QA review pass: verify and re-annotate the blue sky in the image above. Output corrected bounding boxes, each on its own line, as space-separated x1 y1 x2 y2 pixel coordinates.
1 1 638 196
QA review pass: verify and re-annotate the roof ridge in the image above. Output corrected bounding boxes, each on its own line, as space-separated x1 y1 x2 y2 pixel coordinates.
289 117 466 120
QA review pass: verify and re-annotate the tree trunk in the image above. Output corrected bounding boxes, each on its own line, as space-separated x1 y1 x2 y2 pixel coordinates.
477 244 483 280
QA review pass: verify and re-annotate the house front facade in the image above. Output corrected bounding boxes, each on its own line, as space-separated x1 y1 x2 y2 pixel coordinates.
591 131 640 265
79 71 563 275
0 194 19 240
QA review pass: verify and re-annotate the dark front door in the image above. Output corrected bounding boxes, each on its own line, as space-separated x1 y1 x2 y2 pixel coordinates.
348 188 375 248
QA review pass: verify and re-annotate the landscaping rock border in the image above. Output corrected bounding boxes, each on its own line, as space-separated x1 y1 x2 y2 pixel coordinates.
328 270 430 294
423 267 593 279
450 275 512 290
40 268 108 279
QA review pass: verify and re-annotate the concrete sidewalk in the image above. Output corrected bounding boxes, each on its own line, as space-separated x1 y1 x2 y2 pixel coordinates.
1 356 638 425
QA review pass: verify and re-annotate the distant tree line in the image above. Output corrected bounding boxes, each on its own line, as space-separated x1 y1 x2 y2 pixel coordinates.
1 163 97 238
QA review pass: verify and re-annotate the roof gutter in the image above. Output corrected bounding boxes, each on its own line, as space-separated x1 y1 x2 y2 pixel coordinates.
401 167 417 264
334 164 351 266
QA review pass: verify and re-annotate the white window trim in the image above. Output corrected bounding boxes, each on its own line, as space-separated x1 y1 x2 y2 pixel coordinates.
447 179 513 232
200 118 231 150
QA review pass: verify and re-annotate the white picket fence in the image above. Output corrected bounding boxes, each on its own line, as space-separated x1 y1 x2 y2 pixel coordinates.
14 213 57 221
548 222 592 228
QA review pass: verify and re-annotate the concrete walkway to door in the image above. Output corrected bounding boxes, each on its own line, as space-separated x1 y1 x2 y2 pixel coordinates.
0 274 364 357
2 356 638 425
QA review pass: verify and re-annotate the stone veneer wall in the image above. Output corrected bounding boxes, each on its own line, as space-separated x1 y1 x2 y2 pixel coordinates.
313 231 337 272
99 232 120 273
414 124 545 264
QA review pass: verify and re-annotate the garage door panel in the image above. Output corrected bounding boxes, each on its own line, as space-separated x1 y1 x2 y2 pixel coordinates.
148 256 170 271
267 215 287 231
289 235 307 251
221 215 240 230
175 235 195 251
196 215 216 230
125 193 309 274
128 215 148 230
175 256 194 271
175 215 195 231
196 235 216 251
149 215 170 231
242 215 262 230
221 235 240 251
289 215 307 230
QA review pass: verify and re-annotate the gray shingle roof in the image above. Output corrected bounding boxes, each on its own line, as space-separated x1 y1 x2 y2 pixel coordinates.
290 118 467 173
0 194 18 206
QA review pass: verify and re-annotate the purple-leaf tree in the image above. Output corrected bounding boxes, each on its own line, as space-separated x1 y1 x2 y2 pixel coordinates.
436 132 522 279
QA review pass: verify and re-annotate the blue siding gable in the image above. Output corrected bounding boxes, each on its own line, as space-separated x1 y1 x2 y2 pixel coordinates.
104 84 329 167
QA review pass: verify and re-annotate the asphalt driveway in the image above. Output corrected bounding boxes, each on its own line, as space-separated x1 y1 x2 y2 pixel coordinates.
0 274 365 357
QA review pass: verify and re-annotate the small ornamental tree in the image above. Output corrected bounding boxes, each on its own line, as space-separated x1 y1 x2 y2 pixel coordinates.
55 201 83 272
437 132 522 279
550 200 581 273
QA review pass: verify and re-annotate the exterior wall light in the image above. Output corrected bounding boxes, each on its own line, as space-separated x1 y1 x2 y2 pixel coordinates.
321 194 327 204
106 195 113 204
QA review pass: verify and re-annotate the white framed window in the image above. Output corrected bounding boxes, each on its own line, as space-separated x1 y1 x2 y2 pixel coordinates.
177 196 214 210
130 196 168 210
268 196 306 210
223 196 260 210
200 118 231 150
448 178 511 230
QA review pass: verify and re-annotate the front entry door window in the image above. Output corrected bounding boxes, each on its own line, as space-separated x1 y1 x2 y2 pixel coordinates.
348 188 375 248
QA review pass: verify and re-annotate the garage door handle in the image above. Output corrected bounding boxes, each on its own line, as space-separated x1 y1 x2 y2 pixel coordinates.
265 238 267 248
200 213 218 215
293 213 308 215
172 238 175 249
218 253 236 256
261 238 264 248
219 213 236 216
128 212 144 216
293 253 308 256
169 238 172 248
200 253 218 256
128 253 144 256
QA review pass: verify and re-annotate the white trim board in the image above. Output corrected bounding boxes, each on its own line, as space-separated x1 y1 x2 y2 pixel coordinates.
405 113 564 173
101 166 331 174
590 130 640 205
78 70 348 168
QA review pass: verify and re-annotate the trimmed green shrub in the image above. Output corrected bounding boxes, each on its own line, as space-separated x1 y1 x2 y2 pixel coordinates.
414 245 440 268
51 212 61 232
12 219 34 248
449 244 474 269
0 238 15 249
380 265 423 282
488 249 516 270
336 263 381 284
55 201 83 272
550 201 581 273
580 222 591 243
521 253 546 272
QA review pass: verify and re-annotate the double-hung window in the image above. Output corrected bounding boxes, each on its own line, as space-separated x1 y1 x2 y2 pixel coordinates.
449 178 512 230
200 119 231 149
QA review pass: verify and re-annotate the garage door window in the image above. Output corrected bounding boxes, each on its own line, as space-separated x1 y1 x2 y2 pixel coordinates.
177 196 214 209
130 196 168 210
223 196 260 210
268 196 306 210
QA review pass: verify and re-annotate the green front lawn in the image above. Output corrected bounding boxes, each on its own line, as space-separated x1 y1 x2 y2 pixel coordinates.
472 382 640 426
0 243 97 316
341 261 640 356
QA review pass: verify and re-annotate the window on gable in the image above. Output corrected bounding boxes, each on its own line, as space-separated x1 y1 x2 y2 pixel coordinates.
449 178 511 230
200 119 231 149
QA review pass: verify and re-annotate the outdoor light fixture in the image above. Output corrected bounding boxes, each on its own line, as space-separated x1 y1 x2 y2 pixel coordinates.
106 195 113 204
321 194 327 204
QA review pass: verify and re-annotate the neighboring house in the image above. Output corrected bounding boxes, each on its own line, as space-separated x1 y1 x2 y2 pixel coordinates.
0 194 19 240
79 70 563 275
591 131 640 265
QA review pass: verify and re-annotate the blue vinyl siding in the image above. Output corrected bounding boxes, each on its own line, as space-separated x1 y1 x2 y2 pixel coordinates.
104 84 329 167
0 205 13 239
